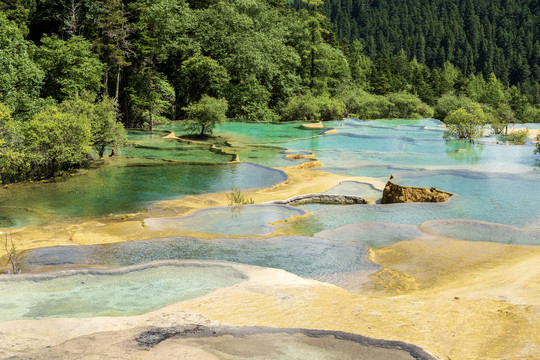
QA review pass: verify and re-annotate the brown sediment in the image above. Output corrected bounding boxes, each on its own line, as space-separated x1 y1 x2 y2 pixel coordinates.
285 153 316 160
300 121 324 129
324 128 337 134
161 132 176 139
289 160 322 170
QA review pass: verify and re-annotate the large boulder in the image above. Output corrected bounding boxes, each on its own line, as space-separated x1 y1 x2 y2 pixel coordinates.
381 178 453 204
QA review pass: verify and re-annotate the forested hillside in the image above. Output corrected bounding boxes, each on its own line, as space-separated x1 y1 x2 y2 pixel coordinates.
1 0 539 184
301 0 540 100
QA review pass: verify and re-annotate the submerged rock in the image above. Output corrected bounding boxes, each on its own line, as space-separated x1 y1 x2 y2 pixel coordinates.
381 177 453 204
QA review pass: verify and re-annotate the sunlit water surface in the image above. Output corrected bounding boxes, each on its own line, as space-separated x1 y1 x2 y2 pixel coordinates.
0 262 245 320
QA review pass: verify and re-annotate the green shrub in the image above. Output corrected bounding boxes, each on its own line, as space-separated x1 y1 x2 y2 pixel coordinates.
386 92 434 119
434 93 473 120
498 129 528 145
443 102 488 140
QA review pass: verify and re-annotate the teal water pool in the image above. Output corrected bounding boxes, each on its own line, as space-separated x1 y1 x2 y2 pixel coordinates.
279 169 540 242
0 163 286 227
145 204 307 236
0 262 245 320
19 235 379 277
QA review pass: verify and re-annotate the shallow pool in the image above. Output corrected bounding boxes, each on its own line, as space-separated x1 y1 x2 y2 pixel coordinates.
0 262 245 320
0 163 286 227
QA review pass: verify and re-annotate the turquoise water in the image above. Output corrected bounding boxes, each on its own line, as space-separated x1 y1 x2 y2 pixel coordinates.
280 170 540 235
420 219 540 245
158 121 326 145
0 163 286 227
145 204 306 236
0 262 245 320
323 181 383 199
120 145 234 163
126 130 184 147
315 222 433 248
19 236 379 277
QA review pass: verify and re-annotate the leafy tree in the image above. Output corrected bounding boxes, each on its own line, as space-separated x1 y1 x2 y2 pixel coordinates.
60 95 127 157
490 103 515 135
93 0 132 101
347 40 372 90
386 92 434 119
443 102 489 141
89 97 127 157
0 0 36 35
317 93 345 121
0 103 28 184
280 92 320 121
35 35 104 101
523 106 540 124
0 13 44 115
23 104 92 178
176 54 230 110
129 69 175 131
182 95 228 136
434 94 473 121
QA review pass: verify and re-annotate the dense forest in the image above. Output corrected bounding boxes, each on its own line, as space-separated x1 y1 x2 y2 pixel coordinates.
1 0 539 184
301 0 540 101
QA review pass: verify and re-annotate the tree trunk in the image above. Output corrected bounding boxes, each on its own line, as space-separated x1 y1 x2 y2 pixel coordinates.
149 104 154 132
103 68 109 97
200 124 206 137
115 65 121 103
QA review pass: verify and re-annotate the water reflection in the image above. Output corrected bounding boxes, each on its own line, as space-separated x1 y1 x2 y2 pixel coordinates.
445 140 484 164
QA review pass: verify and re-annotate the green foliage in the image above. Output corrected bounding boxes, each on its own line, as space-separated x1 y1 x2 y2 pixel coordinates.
227 186 254 218
497 130 528 145
35 35 104 101
23 104 92 178
348 91 392 120
176 54 230 109
0 0 36 35
523 106 540 123
0 103 29 185
129 69 175 130
60 95 127 158
2 0 538 185
434 94 474 121
280 92 344 122
227 187 254 207
315 0 539 102
443 103 489 141
386 92 434 119
0 13 44 115
317 94 345 121
280 92 320 121
490 103 515 135
182 95 228 136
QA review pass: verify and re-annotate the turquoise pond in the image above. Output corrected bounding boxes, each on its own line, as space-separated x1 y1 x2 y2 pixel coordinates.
145 204 307 236
0 263 245 321
19 236 379 277
0 163 286 227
